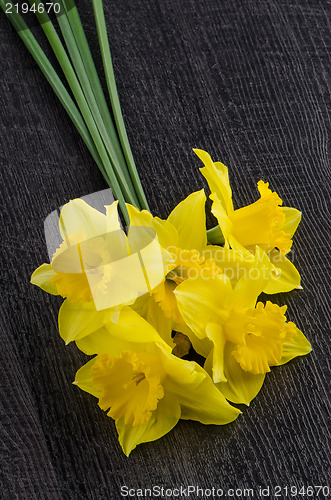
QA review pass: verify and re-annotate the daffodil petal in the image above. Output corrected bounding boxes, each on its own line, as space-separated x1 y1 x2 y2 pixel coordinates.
282 208 301 238
59 300 104 344
194 149 234 214
105 201 122 232
132 293 174 348
224 257 268 310
126 204 178 249
30 263 59 295
59 199 107 241
215 343 265 405
206 323 227 383
75 326 137 355
175 275 232 339
106 307 168 347
116 392 180 456
276 327 312 365
73 357 102 398
167 190 207 250
76 307 169 355
264 249 302 294
210 194 233 249
164 358 240 425
210 194 253 256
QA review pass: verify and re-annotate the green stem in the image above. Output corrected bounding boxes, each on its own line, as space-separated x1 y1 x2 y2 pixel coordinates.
92 0 150 211
62 0 124 165
206 225 225 245
1 0 130 223
25 0 106 174
57 0 140 208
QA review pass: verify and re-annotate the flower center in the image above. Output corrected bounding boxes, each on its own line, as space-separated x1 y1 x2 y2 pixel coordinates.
224 301 296 374
132 372 146 386
50 234 113 303
92 352 165 426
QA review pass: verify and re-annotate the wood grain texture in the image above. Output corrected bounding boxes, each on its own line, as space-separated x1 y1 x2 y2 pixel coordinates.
0 0 330 498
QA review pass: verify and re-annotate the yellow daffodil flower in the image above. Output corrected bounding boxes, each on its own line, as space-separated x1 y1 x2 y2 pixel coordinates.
31 199 174 343
31 199 124 302
175 273 311 405
73 311 240 455
194 149 302 293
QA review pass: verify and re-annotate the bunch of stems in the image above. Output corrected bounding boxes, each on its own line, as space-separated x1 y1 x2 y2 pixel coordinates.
2 0 223 242
1 0 149 224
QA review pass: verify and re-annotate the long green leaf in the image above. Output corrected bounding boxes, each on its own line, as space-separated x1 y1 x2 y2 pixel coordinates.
25 1 122 198
1 0 130 223
61 0 124 166
92 0 150 211
57 0 140 208
0 0 104 176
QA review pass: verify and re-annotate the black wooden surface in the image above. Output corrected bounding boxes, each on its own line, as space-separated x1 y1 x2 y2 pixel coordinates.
0 1 330 498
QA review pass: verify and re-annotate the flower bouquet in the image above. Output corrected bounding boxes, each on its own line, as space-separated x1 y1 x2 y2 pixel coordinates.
3 0 311 455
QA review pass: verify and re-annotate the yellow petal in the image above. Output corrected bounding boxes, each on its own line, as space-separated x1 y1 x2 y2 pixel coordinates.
276 327 312 365
106 307 168 346
76 309 171 356
210 193 238 251
105 200 122 232
214 343 265 405
224 248 271 310
75 326 138 355
206 323 227 383
116 392 180 456
58 300 105 344
282 207 301 238
126 204 178 249
163 352 240 425
167 190 207 250
73 357 101 398
264 249 302 294
59 199 107 241
132 292 174 348
194 149 234 214
30 263 59 295
175 275 232 339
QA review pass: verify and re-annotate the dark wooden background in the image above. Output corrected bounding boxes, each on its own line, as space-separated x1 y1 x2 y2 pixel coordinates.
0 0 330 498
